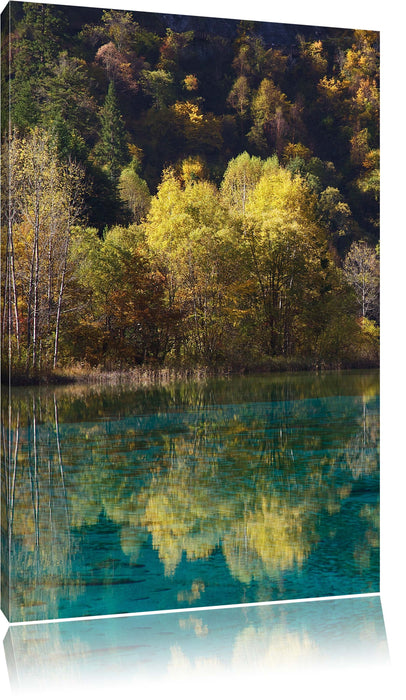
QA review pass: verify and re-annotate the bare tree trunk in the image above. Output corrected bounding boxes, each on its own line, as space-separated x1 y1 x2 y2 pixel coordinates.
23 132 48 372
25 234 36 371
32 205 40 370
2 243 10 343
47 168 58 334
9 224 20 356
2 224 20 355
246 227 268 320
2 132 20 360
47 234 53 333
53 159 84 368
53 231 70 369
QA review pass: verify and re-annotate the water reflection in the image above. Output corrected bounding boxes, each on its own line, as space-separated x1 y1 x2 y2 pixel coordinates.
1 371 379 622
4 596 388 695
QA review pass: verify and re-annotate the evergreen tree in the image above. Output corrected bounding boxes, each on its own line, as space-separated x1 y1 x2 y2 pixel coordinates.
97 81 129 182
8 2 67 131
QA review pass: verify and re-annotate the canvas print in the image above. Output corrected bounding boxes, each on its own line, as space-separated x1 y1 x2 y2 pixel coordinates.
0 1 380 623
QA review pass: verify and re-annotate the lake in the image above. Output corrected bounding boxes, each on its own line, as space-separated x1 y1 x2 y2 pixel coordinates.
1 370 379 622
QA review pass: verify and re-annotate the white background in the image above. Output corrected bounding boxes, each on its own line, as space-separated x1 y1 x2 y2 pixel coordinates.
0 1 404 698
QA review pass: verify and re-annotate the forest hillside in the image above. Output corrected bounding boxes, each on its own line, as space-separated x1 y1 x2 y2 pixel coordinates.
1 2 380 378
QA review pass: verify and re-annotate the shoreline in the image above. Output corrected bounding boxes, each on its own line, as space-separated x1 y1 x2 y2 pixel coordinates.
1 357 379 387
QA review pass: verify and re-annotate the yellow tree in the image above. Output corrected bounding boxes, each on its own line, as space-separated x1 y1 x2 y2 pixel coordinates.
220 151 265 216
16 129 53 369
243 163 331 356
1 131 21 365
3 129 84 373
227 76 251 128
145 170 240 363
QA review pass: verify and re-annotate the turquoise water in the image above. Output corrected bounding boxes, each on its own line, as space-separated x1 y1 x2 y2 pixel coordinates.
2 370 379 622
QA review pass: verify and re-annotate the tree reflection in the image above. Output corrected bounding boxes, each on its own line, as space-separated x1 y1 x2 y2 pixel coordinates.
2 390 83 621
2 371 379 621
136 387 379 588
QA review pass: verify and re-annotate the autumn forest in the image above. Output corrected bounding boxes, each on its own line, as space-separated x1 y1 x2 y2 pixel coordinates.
1 2 380 379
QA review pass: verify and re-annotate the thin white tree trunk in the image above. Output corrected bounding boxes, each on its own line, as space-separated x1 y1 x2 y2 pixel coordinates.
53 234 69 369
9 224 20 355
32 206 40 369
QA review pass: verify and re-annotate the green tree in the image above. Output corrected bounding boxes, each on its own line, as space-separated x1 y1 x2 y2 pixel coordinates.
140 69 174 110
248 79 293 157
118 159 151 223
232 21 266 80
318 186 353 242
67 224 172 365
293 37 328 100
99 9 139 52
95 81 129 183
227 76 251 146
157 28 194 77
42 52 96 158
6 2 67 131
